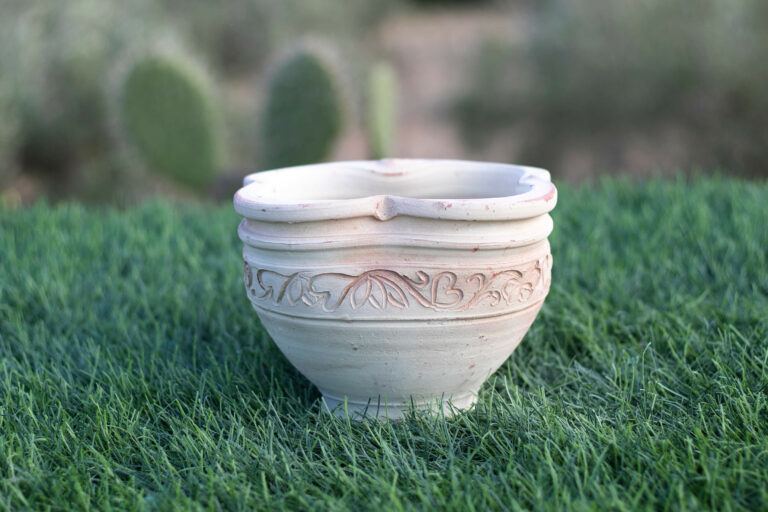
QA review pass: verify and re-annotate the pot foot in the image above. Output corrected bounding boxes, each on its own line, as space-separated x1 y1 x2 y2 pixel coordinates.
320 392 478 420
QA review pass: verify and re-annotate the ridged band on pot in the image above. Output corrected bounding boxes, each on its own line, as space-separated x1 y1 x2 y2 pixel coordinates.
234 159 557 419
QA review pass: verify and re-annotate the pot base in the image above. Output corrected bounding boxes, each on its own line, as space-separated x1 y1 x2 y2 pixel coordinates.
320 391 478 420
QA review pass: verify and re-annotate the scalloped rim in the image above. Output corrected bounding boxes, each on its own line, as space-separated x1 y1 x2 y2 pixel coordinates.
234 159 557 222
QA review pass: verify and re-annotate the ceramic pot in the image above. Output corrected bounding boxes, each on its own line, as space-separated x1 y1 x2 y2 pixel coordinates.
234 159 557 419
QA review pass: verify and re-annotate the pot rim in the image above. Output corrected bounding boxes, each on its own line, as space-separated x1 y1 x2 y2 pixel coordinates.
234 159 556 222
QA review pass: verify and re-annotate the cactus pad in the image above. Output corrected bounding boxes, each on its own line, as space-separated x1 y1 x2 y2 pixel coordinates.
120 56 219 190
260 50 342 170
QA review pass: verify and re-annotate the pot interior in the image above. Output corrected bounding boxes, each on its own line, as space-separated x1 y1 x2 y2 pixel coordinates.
243 159 544 201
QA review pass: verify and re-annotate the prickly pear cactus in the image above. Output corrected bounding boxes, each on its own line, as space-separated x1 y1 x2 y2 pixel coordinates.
367 62 397 159
259 50 343 170
0 89 18 188
118 56 220 191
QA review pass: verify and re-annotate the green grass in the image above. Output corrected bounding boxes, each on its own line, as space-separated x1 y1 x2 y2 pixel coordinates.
1 176 767 511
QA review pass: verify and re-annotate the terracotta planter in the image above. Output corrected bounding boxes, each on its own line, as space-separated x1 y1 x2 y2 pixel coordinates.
234 159 557 419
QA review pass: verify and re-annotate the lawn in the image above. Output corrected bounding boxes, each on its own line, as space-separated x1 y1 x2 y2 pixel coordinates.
1 176 766 511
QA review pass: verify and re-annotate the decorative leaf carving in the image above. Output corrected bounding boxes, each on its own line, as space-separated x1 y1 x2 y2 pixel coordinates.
243 256 551 313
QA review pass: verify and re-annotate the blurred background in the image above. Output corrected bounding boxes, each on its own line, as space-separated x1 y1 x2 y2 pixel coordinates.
1 0 766 206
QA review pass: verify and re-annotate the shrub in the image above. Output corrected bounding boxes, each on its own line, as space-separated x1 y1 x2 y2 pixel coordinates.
453 0 768 177
0 1 154 188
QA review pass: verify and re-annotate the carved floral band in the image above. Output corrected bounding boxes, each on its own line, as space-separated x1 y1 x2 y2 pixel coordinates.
244 255 552 313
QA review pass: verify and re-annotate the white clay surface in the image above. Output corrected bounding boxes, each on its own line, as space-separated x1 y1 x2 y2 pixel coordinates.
235 159 557 419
